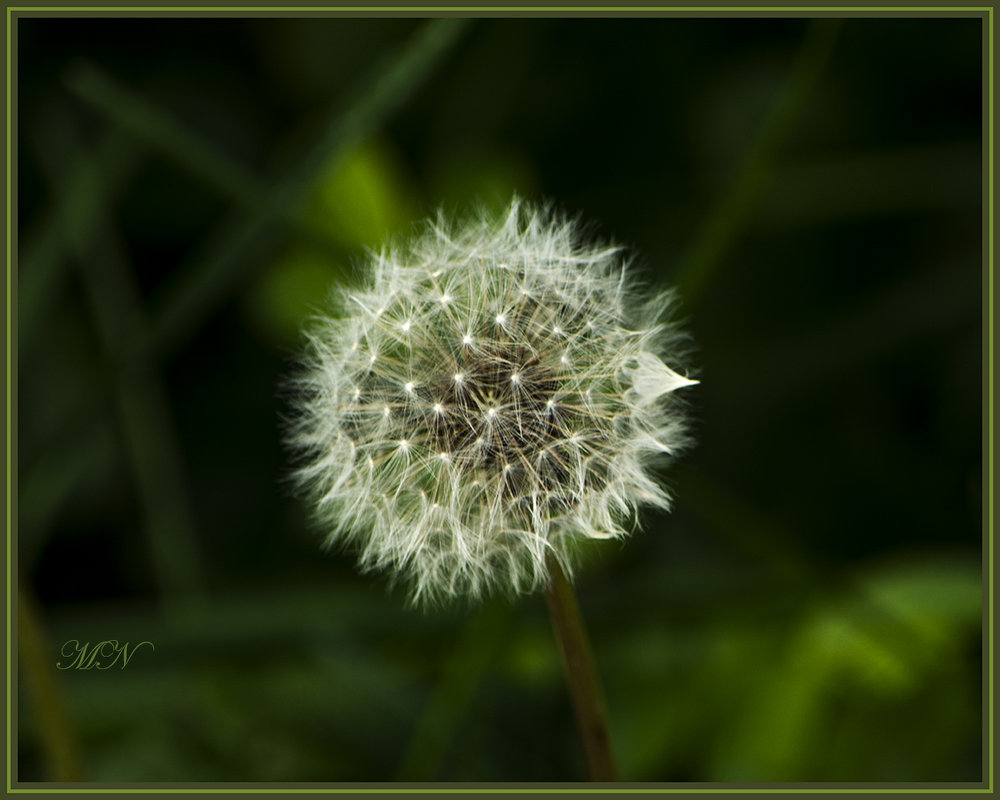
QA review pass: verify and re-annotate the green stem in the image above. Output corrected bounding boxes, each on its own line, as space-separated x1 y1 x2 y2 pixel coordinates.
543 555 617 782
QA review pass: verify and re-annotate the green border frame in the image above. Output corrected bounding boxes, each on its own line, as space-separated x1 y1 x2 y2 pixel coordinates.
0 5 995 9
2 3 994 798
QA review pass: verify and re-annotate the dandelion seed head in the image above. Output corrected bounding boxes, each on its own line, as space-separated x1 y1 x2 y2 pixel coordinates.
287 198 698 605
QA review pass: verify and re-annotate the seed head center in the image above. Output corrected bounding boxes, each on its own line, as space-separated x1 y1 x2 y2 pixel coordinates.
424 338 561 480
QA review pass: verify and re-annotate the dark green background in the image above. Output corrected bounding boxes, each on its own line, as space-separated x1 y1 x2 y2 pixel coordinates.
16 15 984 783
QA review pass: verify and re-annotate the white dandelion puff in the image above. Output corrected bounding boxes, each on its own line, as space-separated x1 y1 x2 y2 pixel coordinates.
286 198 698 605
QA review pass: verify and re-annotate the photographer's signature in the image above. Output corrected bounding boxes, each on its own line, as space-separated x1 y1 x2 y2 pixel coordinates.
56 639 154 670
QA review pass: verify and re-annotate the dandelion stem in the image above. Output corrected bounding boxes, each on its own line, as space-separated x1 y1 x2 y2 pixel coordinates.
543 555 617 782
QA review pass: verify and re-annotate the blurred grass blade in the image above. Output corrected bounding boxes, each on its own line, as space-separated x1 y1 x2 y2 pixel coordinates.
675 18 841 306
18 584 82 780
113 371 208 616
715 258 981 413
19 424 117 573
65 63 355 273
35 128 207 618
757 142 982 227
397 599 513 780
66 63 267 214
708 555 980 781
282 18 468 204
19 129 142 350
144 17 468 359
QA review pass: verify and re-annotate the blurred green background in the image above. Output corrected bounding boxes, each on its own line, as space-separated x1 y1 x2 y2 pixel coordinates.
16 15 984 783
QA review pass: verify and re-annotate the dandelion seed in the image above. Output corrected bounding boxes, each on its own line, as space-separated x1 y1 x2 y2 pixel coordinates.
287 198 697 605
